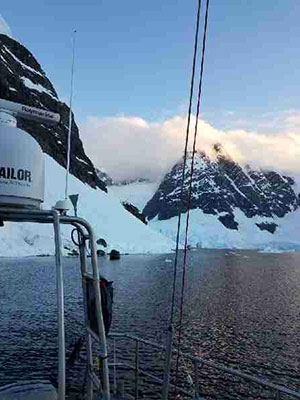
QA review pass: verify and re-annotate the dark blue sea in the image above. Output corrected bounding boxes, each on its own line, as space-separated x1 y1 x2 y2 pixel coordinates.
0 250 300 399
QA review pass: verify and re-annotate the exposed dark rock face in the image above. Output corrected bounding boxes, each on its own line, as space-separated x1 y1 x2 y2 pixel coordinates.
143 147 299 233
96 169 113 187
256 222 278 234
114 178 150 186
218 213 239 230
0 34 106 191
97 238 108 247
110 249 120 260
122 201 147 224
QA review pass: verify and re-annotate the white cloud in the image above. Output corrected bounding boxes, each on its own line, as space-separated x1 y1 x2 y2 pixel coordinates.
80 112 300 182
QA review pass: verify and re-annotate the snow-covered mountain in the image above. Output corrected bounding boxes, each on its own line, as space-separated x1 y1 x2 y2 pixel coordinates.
1 22 300 254
0 32 106 191
110 180 159 210
0 155 175 256
96 168 114 186
0 23 175 256
110 180 158 225
142 146 300 250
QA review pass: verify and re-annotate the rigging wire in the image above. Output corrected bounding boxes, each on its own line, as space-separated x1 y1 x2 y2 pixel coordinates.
169 0 202 329
162 3 203 396
173 0 210 396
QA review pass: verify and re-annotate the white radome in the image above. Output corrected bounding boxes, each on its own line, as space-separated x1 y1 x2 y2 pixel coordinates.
0 124 45 208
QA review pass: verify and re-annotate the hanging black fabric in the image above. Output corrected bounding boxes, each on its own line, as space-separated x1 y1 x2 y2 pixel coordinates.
67 278 113 369
86 276 113 336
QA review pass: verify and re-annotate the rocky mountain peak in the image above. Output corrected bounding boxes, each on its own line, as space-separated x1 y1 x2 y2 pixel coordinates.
143 146 299 233
0 33 107 192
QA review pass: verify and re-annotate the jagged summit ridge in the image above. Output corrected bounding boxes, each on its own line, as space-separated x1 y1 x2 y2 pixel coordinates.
0 33 106 192
143 146 299 233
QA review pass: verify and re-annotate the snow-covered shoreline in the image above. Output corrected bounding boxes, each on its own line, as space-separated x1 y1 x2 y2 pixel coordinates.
111 181 300 253
149 208 300 252
0 155 176 257
1 155 300 258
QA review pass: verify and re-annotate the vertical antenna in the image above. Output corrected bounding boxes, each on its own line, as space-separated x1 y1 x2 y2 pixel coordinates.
65 29 77 200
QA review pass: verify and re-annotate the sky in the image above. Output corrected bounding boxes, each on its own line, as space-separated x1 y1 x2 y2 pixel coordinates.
1 1 300 180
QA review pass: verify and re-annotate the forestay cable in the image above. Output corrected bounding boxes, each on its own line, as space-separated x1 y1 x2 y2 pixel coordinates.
173 0 210 396
162 3 203 396
169 0 202 329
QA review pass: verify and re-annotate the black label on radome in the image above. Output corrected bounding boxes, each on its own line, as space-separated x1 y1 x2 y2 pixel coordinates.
0 167 32 182
21 106 54 120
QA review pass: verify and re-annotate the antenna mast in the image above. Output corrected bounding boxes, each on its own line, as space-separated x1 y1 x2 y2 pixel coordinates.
65 29 77 200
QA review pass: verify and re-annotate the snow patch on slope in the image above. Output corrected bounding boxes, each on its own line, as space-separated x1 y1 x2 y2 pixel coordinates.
0 14 12 38
21 77 57 99
3 45 43 77
0 156 175 257
110 181 158 210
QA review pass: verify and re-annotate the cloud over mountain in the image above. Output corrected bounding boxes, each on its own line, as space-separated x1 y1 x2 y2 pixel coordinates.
80 112 300 182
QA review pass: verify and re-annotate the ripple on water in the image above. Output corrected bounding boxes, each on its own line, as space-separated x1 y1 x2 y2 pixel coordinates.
0 250 300 399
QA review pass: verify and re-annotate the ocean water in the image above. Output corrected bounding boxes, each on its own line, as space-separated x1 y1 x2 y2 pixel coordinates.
0 250 299 399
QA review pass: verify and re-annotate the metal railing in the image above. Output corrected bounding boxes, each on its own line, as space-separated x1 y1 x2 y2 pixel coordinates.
0 207 111 400
108 332 300 399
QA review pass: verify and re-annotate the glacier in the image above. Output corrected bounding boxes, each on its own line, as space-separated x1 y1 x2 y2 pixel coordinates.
0 155 176 257
149 208 300 251
111 180 300 252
